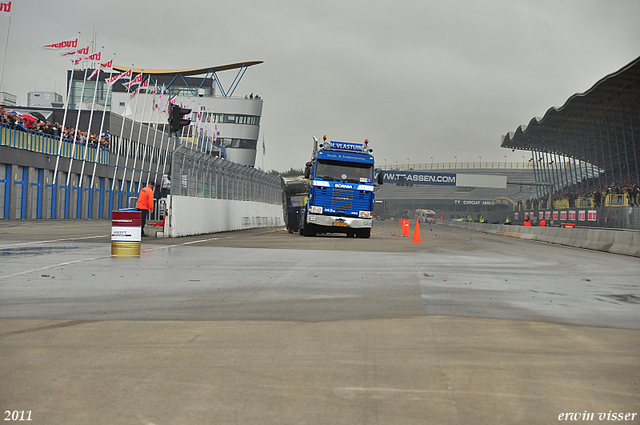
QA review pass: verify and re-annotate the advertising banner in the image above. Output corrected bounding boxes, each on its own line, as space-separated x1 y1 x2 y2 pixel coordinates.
382 171 456 186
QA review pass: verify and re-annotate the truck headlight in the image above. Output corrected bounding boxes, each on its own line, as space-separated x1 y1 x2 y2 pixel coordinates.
309 206 323 214
359 211 372 218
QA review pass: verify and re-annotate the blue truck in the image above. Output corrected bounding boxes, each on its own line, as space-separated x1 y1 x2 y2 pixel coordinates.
299 135 383 238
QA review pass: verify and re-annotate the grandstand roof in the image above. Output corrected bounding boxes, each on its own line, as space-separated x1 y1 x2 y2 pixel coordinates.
501 56 640 172
112 61 263 77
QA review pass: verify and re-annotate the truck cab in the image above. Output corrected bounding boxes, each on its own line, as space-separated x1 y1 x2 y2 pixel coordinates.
300 136 383 238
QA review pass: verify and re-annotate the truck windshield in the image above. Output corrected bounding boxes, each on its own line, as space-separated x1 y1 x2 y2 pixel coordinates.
315 159 373 183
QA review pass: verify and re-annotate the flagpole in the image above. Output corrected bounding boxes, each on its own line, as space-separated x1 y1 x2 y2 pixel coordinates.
65 63 90 187
120 71 143 194
110 65 134 194
158 86 171 180
132 77 153 190
154 84 167 181
78 48 104 192
145 80 161 186
53 31 81 187
0 15 11 93
90 53 116 190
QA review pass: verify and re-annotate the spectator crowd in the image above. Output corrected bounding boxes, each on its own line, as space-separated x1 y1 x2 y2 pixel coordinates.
0 106 110 150
520 172 640 209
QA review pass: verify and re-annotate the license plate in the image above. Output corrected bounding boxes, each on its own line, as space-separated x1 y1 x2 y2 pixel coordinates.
333 222 347 227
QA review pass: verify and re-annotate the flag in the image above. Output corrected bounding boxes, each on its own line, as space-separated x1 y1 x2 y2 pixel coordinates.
60 46 89 57
126 73 143 87
43 38 78 50
139 77 149 89
130 87 140 99
0 1 12 16
120 68 132 80
105 67 131 86
89 59 114 80
262 137 266 155
71 50 101 65
100 59 114 72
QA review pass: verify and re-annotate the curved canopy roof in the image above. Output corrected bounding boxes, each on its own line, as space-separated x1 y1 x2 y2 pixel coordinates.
112 60 263 77
501 56 640 180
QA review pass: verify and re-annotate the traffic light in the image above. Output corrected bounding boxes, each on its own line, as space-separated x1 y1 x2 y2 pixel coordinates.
169 104 191 133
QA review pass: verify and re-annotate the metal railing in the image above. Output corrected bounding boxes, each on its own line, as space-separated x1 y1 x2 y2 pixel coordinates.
170 145 281 204
384 161 532 171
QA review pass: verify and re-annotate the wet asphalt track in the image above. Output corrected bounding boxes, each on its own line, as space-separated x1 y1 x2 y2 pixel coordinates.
0 219 638 424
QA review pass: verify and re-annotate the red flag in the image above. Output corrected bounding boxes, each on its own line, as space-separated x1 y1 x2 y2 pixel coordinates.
100 59 114 72
43 38 78 50
60 46 89 57
71 50 102 65
90 59 114 79
105 68 132 86
0 2 12 16
120 68 132 80
129 73 143 86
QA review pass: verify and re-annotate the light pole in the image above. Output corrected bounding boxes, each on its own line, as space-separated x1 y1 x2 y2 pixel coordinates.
407 157 410 170
479 155 482 167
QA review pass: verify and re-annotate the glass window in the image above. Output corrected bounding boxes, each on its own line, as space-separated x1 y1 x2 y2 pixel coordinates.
315 159 373 183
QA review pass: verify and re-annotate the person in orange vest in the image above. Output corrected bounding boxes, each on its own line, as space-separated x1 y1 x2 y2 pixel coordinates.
136 182 156 237
539 217 546 227
524 215 531 226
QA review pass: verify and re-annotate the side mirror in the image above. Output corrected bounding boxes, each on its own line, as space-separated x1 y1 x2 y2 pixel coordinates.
377 171 384 185
304 163 311 179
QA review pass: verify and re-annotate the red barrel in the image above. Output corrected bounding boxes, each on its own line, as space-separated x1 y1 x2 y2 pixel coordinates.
111 211 142 256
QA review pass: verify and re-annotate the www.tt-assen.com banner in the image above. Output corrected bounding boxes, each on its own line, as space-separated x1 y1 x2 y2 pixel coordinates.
381 171 456 185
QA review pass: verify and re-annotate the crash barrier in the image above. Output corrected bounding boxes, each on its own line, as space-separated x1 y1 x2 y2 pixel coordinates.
166 195 283 237
166 145 284 237
447 221 640 258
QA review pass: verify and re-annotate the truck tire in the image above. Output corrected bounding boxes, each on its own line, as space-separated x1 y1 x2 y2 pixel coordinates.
356 228 371 238
303 223 316 237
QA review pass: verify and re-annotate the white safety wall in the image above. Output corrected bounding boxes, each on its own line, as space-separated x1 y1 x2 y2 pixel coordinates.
166 195 284 237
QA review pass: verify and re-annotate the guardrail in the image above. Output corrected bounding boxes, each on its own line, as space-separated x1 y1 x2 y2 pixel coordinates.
447 221 640 257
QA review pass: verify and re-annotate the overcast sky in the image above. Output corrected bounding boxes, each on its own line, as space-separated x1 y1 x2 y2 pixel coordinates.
1 0 639 171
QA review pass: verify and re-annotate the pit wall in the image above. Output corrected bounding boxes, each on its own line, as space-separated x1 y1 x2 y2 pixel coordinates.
446 221 640 257
166 195 284 238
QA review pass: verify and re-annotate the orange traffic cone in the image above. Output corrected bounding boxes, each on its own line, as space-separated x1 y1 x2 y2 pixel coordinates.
402 219 410 237
411 220 422 243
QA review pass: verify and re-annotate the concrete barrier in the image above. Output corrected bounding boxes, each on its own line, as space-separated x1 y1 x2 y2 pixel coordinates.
165 195 284 238
447 221 640 257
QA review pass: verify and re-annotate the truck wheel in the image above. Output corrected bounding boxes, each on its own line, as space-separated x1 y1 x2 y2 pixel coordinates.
356 229 371 238
303 223 316 237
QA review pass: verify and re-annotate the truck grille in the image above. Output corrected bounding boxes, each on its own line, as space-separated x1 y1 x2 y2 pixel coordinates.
314 186 371 216
332 188 353 213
